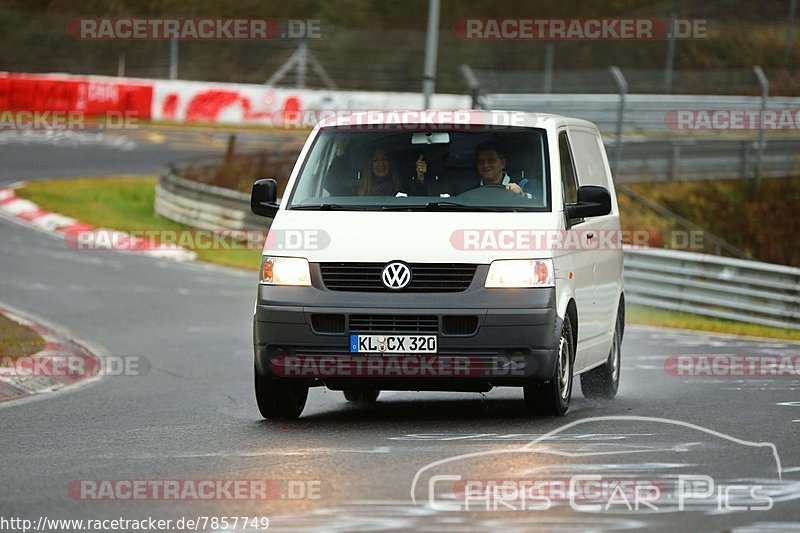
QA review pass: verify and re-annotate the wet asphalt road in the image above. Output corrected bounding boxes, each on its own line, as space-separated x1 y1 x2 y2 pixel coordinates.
0 128 798 532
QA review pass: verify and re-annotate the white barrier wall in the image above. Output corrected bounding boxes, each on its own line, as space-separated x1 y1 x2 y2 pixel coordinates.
151 78 470 126
1 71 470 126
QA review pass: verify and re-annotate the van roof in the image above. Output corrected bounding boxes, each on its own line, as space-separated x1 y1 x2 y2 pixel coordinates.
316 110 597 131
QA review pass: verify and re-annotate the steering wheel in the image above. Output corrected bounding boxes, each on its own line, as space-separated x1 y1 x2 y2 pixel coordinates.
454 183 522 204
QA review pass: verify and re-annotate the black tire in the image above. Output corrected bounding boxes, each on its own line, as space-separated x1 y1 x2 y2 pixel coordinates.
580 309 622 400
254 362 308 419
523 314 574 416
343 389 380 403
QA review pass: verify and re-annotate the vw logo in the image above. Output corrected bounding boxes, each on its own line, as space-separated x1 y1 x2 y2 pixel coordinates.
381 262 411 290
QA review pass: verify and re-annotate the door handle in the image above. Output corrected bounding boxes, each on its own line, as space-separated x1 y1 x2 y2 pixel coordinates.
586 232 595 239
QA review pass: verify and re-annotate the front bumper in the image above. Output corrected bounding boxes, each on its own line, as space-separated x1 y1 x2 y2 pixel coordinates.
254 265 560 390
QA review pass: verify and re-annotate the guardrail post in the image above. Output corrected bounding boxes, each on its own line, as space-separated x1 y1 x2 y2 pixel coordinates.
225 135 236 164
543 43 554 93
669 142 681 180
753 66 769 188
609 66 628 178
740 141 750 180
459 64 484 109
296 42 308 88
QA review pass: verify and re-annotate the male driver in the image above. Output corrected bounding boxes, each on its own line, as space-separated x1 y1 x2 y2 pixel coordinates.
474 141 530 197
415 141 534 197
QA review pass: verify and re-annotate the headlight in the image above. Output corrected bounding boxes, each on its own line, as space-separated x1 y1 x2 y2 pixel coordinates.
260 256 311 286
485 259 554 288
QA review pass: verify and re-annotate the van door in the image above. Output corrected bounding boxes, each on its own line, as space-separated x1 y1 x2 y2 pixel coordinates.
568 126 622 366
558 130 600 368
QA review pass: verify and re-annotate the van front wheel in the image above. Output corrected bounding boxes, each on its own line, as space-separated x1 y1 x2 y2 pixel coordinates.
254 362 308 419
523 315 574 416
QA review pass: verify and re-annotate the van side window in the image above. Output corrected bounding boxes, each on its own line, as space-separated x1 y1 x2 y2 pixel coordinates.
558 132 578 204
570 130 611 188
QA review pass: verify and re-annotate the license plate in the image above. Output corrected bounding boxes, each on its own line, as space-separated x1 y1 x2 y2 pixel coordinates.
349 334 437 354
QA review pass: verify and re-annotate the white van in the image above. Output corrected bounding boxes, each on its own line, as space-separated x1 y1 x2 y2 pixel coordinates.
250 111 624 419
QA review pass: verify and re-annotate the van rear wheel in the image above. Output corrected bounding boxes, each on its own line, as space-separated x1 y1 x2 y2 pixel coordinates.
343 389 380 403
254 362 308 419
580 310 622 399
523 315 574 416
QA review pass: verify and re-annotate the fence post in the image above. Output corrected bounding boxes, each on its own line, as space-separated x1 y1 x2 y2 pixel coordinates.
785 0 798 66
609 66 628 178
422 0 441 108
664 10 676 93
752 66 769 188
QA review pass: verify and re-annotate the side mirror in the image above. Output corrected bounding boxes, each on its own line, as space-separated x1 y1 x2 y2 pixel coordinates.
251 179 280 218
566 185 612 220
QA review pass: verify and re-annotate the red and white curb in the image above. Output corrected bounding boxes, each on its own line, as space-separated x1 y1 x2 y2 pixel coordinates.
0 183 196 262
0 306 103 403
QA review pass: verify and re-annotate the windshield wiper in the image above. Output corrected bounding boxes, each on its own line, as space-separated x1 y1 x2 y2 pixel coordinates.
382 201 517 212
290 204 367 211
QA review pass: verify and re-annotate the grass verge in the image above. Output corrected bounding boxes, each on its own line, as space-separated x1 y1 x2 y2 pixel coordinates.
16 176 262 271
627 304 800 342
0 314 46 358
626 176 800 267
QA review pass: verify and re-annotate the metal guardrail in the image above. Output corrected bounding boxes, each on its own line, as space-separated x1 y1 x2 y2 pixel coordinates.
624 247 800 330
155 168 269 231
613 137 800 182
465 68 800 180
483 93 800 131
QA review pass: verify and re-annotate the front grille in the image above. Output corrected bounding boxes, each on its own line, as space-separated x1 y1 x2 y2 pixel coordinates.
442 315 479 335
349 314 439 333
320 263 476 292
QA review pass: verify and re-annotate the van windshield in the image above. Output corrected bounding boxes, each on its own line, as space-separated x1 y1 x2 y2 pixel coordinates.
287 126 550 212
